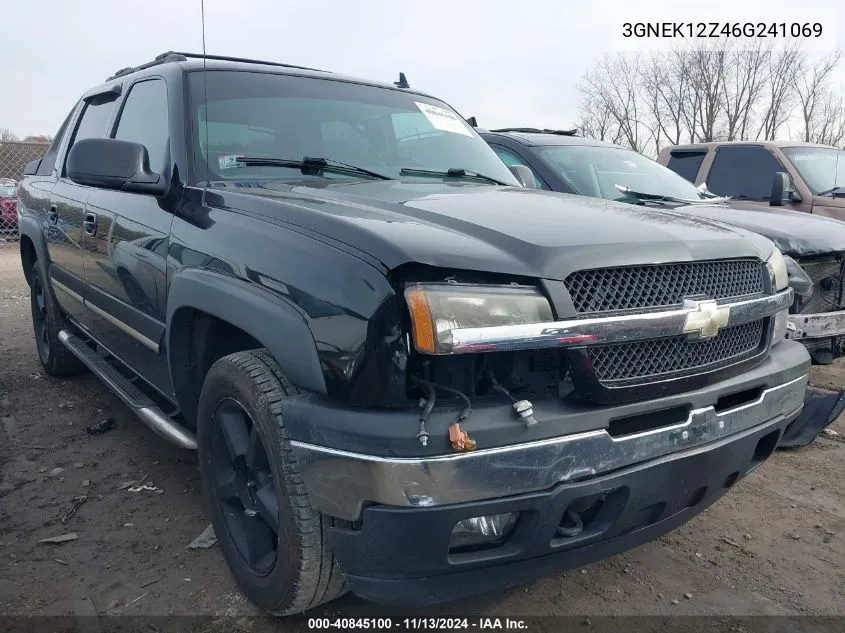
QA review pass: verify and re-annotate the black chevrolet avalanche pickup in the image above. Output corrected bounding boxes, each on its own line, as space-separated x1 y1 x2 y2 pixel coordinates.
18 52 809 614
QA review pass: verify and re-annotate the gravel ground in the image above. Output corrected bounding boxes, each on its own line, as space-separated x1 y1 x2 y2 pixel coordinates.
0 247 844 625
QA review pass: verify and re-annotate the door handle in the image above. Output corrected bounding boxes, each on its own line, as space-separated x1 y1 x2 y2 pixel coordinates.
47 205 58 224
83 212 98 237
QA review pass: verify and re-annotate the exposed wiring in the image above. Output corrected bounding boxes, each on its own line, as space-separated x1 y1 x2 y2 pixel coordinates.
410 376 435 446
488 371 517 403
488 369 538 427
430 381 473 423
409 376 474 447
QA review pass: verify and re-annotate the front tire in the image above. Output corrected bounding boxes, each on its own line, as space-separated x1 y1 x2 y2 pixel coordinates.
29 259 85 376
196 349 347 615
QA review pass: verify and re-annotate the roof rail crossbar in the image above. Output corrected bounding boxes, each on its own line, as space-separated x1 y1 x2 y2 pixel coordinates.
158 51 330 73
491 127 580 136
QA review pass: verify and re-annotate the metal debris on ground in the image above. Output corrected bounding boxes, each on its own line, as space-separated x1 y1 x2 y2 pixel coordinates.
60 495 88 524
127 484 162 494
187 523 218 549
37 533 79 544
86 418 116 435
53 558 69 565
118 474 149 490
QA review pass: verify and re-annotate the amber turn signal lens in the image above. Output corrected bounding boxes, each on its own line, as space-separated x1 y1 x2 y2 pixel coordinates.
405 286 436 354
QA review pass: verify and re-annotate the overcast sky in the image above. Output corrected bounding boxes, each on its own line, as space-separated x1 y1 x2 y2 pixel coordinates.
0 0 843 138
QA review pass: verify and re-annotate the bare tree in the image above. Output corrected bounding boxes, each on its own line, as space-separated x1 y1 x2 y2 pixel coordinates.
685 46 729 142
0 128 18 141
640 50 691 152
809 89 845 146
757 45 804 140
22 135 54 143
579 53 650 152
795 51 842 142
721 44 769 140
574 95 621 143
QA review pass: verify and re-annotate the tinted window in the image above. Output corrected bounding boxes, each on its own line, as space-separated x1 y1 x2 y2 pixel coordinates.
114 80 169 172
64 94 117 174
188 71 519 186
707 146 785 201
666 150 706 182
70 96 116 146
36 107 75 176
782 147 845 194
537 145 703 201
491 146 548 189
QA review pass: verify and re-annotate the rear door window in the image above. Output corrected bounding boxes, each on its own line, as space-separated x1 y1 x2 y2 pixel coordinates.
707 145 786 201
666 150 707 183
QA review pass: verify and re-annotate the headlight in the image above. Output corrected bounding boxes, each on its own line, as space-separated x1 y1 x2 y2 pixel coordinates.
784 255 814 298
767 247 789 291
404 283 553 354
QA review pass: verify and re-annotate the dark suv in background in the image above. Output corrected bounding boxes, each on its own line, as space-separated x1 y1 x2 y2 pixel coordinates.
480 128 845 364
17 52 809 614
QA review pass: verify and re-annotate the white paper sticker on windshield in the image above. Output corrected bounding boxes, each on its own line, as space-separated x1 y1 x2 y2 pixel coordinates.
415 102 472 137
218 154 244 170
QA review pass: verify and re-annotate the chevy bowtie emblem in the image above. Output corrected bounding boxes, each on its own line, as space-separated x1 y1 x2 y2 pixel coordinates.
683 299 730 340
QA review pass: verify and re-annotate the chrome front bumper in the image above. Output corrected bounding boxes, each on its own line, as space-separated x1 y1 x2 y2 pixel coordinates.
788 310 845 340
291 373 808 521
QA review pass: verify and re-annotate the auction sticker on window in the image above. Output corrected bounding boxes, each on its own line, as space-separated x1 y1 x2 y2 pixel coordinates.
218 154 244 170
415 102 472 136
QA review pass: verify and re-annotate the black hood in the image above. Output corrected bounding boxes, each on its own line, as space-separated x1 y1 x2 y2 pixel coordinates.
672 203 845 257
214 180 775 280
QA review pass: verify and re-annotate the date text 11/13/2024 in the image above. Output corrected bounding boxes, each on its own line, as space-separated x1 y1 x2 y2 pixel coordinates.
307 618 529 630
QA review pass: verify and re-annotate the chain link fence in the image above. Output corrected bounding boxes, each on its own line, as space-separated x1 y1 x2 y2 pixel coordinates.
0 141 48 244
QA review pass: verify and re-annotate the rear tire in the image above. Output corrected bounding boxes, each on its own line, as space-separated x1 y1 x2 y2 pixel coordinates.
196 349 347 615
29 259 85 376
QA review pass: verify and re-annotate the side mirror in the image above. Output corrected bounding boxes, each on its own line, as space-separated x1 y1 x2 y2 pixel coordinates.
770 171 800 206
66 138 166 195
23 158 41 176
508 164 535 188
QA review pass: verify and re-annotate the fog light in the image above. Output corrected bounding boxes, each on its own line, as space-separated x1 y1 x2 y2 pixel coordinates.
450 512 518 550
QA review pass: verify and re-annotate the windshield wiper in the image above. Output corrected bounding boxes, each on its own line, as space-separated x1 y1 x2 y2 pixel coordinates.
816 185 845 197
234 156 392 181
399 167 509 186
615 184 731 205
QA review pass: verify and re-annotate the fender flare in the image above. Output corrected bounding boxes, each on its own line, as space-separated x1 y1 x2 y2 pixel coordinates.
166 268 327 395
18 215 50 280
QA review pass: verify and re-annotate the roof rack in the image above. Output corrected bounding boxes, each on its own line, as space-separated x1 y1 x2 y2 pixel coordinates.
490 127 579 136
107 51 329 81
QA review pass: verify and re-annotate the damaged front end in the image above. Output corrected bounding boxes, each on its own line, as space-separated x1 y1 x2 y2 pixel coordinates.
786 253 845 363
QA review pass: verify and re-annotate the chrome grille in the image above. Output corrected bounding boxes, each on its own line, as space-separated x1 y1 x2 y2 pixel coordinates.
587 319 766 384
565 259 765 314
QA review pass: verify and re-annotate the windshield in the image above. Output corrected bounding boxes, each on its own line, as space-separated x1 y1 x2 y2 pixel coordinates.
189 71 518 186
536 145 706 202
782 147 845 195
